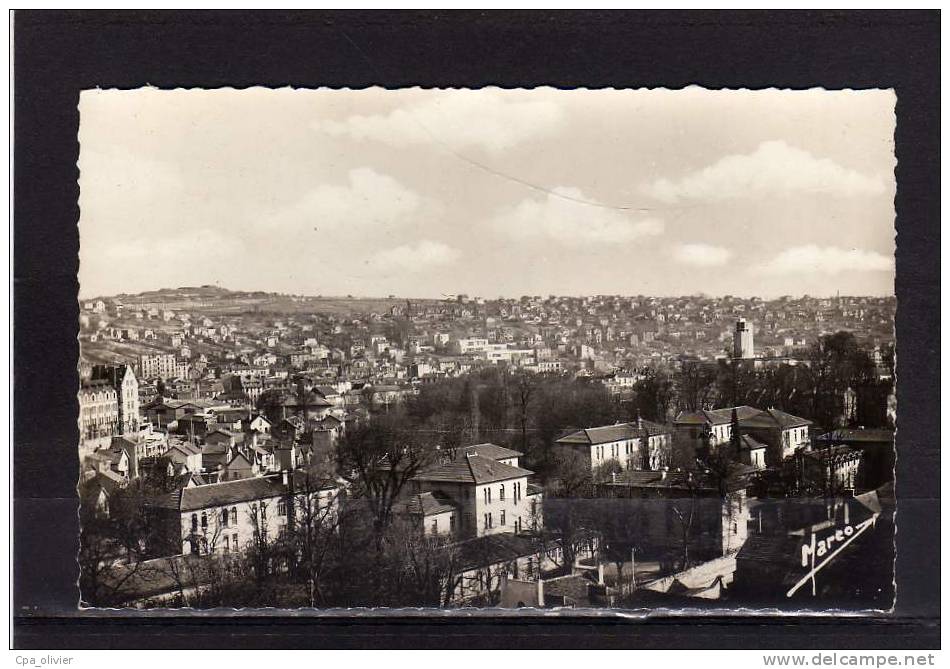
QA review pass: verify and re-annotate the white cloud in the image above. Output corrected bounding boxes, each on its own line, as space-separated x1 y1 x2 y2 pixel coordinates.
643 140 888 203
673 243 733 267
756 245 894 275
368 240 462 274
267 167 421 232
315 90 564 153
493 187 665 245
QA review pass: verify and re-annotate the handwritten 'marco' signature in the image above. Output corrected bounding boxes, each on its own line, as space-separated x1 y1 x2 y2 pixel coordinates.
786 513 879 598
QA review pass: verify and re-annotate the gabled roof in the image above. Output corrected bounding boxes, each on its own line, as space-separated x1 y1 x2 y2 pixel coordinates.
674 405 759 426
167 442 202 457
414 454 533 485
674 406 811 430
454 533 541 572
401 490 459 517
280 391 332 408
155 472 335 512
741 408 812 430
738 434 768 451
98 468 128 486
556 420 671 446
86 471 123 498
226 451 253 469
454 443 523 461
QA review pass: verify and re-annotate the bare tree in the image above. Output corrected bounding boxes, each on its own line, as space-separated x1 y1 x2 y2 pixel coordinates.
391 520 465 607
285 468 344 607
335 414 439 599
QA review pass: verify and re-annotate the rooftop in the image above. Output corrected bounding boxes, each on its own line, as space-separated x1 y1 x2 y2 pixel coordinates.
555 420 671 446
414 453 533 485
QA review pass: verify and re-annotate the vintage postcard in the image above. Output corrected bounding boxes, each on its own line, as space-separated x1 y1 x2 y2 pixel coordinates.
75 87 896 612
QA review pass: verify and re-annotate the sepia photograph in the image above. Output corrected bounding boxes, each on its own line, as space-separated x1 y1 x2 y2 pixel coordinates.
71 85 899 613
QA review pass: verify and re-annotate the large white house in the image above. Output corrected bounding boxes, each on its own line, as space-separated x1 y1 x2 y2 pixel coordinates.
554 418 673 473
151 471 340 556
400 443 542 539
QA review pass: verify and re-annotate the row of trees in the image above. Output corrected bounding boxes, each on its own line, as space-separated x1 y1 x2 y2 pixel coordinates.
633 331 892 432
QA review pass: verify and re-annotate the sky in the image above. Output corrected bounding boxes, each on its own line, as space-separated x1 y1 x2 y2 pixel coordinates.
78 87 896 300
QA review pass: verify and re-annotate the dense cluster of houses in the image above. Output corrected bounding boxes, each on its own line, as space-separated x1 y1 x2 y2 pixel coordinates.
76 288 895 608
78 289 894 408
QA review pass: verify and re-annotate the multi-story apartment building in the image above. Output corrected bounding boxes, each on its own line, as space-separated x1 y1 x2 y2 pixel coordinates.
139 353 179 380
91 364 140 435
78 380 119 441
450 338 489 355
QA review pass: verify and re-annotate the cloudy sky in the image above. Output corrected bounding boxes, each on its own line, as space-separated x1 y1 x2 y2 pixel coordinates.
78 87 895 299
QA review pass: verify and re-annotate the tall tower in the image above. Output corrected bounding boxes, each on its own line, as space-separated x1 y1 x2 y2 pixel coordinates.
734 318 755 359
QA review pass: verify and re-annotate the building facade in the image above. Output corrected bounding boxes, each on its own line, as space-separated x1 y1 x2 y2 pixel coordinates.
733 318 755 359
78 380 119 441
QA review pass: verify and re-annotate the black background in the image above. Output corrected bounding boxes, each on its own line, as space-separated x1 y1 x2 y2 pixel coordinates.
12 10 940 649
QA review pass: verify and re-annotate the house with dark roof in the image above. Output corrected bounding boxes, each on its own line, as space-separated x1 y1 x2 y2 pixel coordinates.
148 471 339 557
673 405 812 466
165 441 202 473
554 418 673 473
220 450 257 482
400 443 540 540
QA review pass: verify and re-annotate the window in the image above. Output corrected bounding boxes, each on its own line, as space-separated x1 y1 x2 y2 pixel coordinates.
224 536 230 552
484 488 491 504
191 514 198 532
449 515 456 533
230 507 237 525
278 500 287 516
222 509 229 527
499 485 505 501
500 511 506 526
201 512 208 530
431 519 438 535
